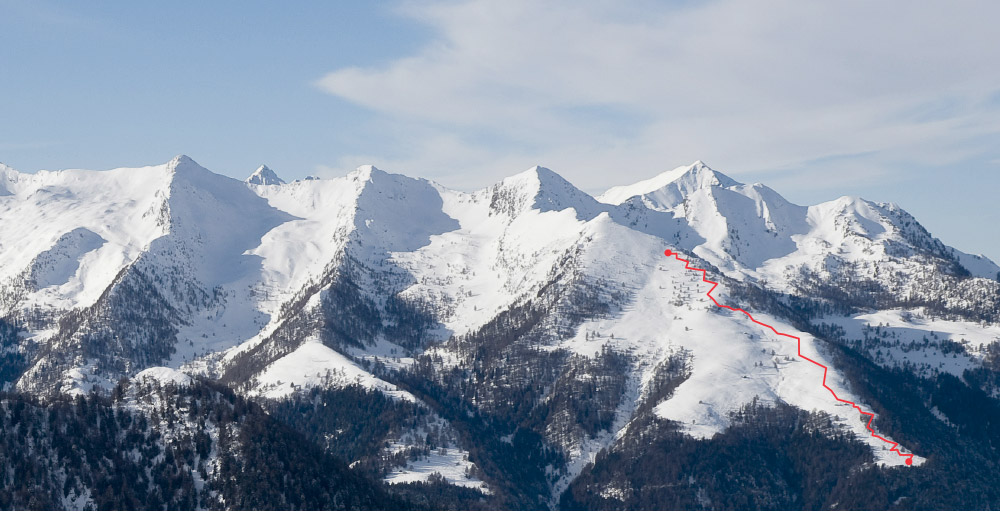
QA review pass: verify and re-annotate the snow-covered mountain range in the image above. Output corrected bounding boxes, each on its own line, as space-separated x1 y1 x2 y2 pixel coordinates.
2 155 999 509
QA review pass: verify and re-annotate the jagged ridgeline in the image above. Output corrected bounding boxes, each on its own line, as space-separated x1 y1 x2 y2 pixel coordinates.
0 156 999 509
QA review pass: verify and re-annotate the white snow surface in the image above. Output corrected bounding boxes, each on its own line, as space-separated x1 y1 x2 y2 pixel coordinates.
253 338 417 401
953 249 1000 279
245 164 285 185
0 161 172 312
598 160 738 209
135 367 194 386
545 218 921 466
826 308 1000 377
5 156 996 471
384 446 487 492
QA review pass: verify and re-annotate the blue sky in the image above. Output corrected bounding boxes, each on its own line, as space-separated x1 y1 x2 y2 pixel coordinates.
2 0 999 261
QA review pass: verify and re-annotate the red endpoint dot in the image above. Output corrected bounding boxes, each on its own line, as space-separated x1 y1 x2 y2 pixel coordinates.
663 248 918 466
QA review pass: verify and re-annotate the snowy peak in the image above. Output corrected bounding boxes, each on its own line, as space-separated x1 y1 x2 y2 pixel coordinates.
496 165 571 199
810 195 919 244
167 154 199 173
487 165 605 219
0 162 36 197
595 161 811 270
675 160 740 188
345 165 461 255
166 154 230 186
159 158 296 285
0 163 17 196
598 161 740 209
245 164 286 186
347 164 386 183
166 155 242 199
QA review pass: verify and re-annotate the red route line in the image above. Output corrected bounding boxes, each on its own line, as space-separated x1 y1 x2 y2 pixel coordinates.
663 249 915 466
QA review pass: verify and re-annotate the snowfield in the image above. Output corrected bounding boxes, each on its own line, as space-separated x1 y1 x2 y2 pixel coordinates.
3 155 997 484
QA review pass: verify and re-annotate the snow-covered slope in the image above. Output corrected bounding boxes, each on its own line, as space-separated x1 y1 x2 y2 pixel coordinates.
245 164 285 185
0 162 172 317
4 155 999 494
600 161 995 286
9 156 295 393
598 160 738 209
600 162 811 271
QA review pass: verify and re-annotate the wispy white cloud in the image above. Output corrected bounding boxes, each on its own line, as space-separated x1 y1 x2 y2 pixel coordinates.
314 0 1000 192
0 0 103 32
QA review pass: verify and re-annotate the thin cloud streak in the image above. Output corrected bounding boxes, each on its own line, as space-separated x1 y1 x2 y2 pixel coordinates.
313 0 1000 195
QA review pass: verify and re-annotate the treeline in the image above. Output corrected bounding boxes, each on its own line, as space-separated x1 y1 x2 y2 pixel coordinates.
0 379 405 510
0 316 24 387
222 253 438 388
266 384 431 477
563 401 877 510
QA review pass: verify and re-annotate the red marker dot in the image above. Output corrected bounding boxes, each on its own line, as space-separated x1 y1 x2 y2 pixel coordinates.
662 245 917 467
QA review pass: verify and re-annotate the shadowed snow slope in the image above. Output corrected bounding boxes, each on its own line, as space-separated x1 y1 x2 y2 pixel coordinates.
3 157 998 484
245 164 285 185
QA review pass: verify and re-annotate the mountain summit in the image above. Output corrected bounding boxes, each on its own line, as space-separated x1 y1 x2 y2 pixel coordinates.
1 156 999 509
598 160 739 209
245 164 286 185
486 165 606 220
